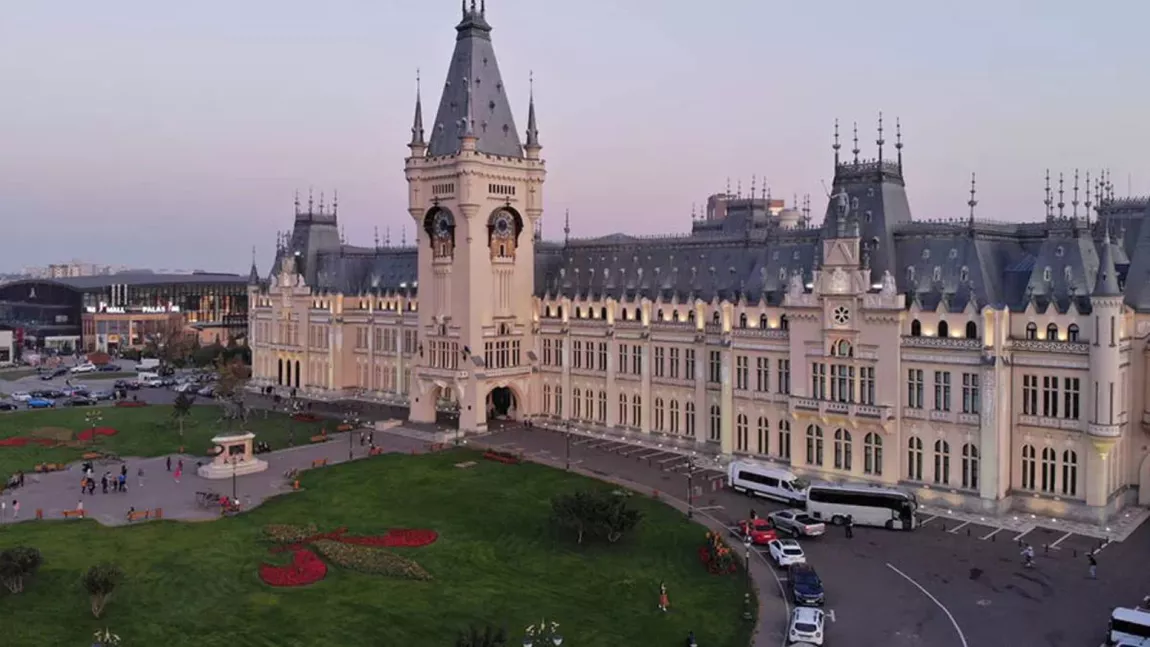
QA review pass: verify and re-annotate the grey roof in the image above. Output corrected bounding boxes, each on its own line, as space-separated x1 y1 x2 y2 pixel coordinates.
48 272 248 291
1094 230 1122 296
426 4 523 159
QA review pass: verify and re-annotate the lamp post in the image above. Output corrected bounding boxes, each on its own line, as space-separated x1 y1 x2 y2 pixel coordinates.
564 418 572 471
343 413 358 462
743 533 753 600
231 455 238 503
84 410 103 445
686 454 697 519
523 621 564 647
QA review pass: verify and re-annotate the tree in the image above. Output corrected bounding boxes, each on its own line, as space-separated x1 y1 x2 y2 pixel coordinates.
0 546 42 594
455 625 507 647
82 562 124 619
550 490 643 545
172 391 194 438
215 356 252 430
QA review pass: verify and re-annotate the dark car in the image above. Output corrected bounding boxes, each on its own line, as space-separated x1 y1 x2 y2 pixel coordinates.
90 389 115 401
43 389 65 399
64 396 97 407
0 402 17 411
114 379 141 391
788 564 825 606
97 363 122 372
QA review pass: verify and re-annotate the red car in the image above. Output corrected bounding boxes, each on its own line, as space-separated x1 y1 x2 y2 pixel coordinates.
735 518 778 545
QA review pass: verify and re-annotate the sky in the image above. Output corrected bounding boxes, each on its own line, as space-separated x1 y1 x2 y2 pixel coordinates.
2 0 1149 274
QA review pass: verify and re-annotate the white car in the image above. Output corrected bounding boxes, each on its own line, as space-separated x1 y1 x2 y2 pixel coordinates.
768 509 827 537
143 377 165 387
10 392 32 402
70 363 97 374
767 538 806 567
787 607 825 645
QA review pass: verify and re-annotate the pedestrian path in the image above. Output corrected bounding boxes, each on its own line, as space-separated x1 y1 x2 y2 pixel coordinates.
0 431 427 527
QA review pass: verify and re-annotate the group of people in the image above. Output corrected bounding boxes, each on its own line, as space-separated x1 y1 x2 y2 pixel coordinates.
5 470 26 490
80 462 138 495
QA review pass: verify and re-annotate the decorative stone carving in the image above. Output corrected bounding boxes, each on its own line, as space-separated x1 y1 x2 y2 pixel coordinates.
828 267 850 294
881 270 897 296
787 272 805 299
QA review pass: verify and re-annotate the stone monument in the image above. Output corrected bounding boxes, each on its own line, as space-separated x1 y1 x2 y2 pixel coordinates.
196 432 269 479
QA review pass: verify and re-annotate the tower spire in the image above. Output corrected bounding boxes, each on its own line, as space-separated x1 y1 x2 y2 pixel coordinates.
967 172 978 224
1044 169 1053 221
1057 172 1065 219
564 209 571 245
374 226 380 250
524 70 541 156
895 117 904 172
876 111 885 163
385 226 392 247
332 189 339 217
248 246 260 286
1084 170 1094 221
1072 169 1080 218
294 190 300 216
832 119 841 167
408 69 426 156
851 122 860 164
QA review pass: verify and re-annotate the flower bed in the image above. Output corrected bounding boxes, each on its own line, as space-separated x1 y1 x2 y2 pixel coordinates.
292 413 319 423
77 427 118 442
259 548 327 587
0 437 61 448
339 529 439 548
115 401 148 408
312 539 432 580
482 450 521 465
698 531 738 575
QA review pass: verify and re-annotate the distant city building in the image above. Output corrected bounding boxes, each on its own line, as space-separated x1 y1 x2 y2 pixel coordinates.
21 260 133 279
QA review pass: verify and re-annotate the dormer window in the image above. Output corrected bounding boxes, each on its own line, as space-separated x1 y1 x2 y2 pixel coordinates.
1046 323 1059 340
1055 246 1065 257
1025 322 1038 340
1043 267 1052 282
1068 324 1080 342
922 249 930 260
907 267 916 282
959 266 970 282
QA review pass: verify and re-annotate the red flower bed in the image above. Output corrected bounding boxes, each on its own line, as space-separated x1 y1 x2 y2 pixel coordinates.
340 529 439 548
259 548 327 587
77 427 118 442
0 437 29 447
698 532 739 575
115 401 148 408
292 413 319 423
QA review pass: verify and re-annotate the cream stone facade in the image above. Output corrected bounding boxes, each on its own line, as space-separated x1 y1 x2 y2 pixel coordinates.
247 3 1150 526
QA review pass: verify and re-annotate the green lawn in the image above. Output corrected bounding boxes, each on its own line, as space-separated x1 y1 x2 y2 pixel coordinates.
0 450 754 646
0 406 325 476
0 369 38 381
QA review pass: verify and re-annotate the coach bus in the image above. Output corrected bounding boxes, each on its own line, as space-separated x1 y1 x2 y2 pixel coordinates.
805 483 918 530
1107 607 1150 646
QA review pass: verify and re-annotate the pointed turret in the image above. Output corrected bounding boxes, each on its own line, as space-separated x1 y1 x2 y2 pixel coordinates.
248 246 260 286
1093 228 1121 296
408 71 427 157
524 72 541 159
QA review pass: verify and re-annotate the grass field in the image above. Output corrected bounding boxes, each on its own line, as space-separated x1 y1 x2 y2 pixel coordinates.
0 449 754 646
0 369 38 381
0 405 324 476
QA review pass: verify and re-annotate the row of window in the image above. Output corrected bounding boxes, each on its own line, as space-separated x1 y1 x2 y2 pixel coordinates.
541 304 792 331
799 426 886 476
810 362 877 405
1020 375 1082 419
483 339 522 370
906 369 982 414
1019 445 1079 496
908 319 979 339
427 340 459 370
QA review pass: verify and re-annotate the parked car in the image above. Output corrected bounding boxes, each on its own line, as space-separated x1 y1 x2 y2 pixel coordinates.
787 607 825 645
143 377 165 387
197 385 216 397
97 363 122 372
174 382 196 393
767 538 807 567
113 380 141 391
40 368 67 380
61 386 89 397
89 389 115 401
27 398 55 409
10 392 32 402
768 509 827 538
70 363 97 374
788 564 825 606
64 395 97 407
0 402 18 411
734 518 779 545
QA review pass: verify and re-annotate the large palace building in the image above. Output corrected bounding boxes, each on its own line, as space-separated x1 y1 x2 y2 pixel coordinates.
249 2 1150 524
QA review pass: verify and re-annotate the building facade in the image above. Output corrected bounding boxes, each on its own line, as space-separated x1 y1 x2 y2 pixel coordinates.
248 3 1150 525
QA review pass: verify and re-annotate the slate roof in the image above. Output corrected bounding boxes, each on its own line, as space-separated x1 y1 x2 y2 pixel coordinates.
47 272 247 291
426 2 523 159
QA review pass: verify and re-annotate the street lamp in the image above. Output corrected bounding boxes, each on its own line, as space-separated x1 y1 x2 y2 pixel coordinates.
743 533 753 596
564 418 572 471
686 453 697 519
231 455 239 503
85 410 103 445
342 412 359 462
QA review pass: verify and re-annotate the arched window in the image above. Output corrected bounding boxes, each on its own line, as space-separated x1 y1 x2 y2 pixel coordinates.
685 401 696 437
672 310 680 322
709 405 721 441
739 313 748 329
618 393 628 427
598 390 607 423
962 443 979 490
806 425 824 466
1067 324 1080 342
907 437 923 480
654 398 665 431
584 389 593 421
557 306 564 320
572 388 582 419
1046 323 1059 340
933 439 951 484
1020 444 1036 489
669 400 680 433
575 307 583 319
938 321 950 338
554 385 563 416
656 309 664 322
759 314 768 329
1061 450 1078 496
864 433 883 475
910 319 923 337
545 306 553 318
688 310 696 324
833 429 853 471
631 395 641 428
712 311 721 326
1040 447 1057 492
736 414 749 452
600 307 607 320
1025 322 1037 340
777 419 792 460
780 315 789 331
756 416 769 455
965 321 978 339
832 340 853 357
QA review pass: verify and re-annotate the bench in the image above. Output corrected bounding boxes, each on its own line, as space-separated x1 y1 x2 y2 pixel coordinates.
369 446 384 456
482 451 522 465
81 452 101 460
311 458 329 468
127 510 150 522
61 509 85 519
336 423 354 432
309 434 329 444
35 463 65 473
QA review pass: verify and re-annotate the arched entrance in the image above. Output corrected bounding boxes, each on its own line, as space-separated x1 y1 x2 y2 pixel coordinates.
487 386 518 420
294 360 301 389
277 359 284 385
432 385 460 429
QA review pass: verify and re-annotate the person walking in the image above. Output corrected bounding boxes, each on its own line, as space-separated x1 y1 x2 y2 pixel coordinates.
137 467 145 489
77 499 84 513
659 582 670 612
100 473 109 494
1021 544 1035 568
12 500 18 519
846 515 855 539
16 471 24 488
174 465 182 484
1088 552 1098 579
1 500 6 521
166 456 171 472
177 459 184 473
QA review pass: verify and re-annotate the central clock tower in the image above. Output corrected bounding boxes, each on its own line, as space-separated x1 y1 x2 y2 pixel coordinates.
403 3 545 433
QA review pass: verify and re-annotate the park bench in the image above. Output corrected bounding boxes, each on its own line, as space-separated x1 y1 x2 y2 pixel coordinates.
311 458 328 468
336 423 354 432
81 452 101 460
127 510 151 522
369 446 384 456
482 450 521 465
34 463 65 473
61 509 85 519
309 433 329 444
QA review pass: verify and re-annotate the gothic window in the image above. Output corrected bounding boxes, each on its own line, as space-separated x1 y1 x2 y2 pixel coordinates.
575 307 583 319
424 207 456 259
685 401 696 437
618 393 628 426
631 395 641 428
756 416 769 454
654 398 665 431
864 433 883 475
759 314 768 329
487 208 522 259
1046 323 1059 340
709 405 721 441
736 414 749 452
672 310 680 322
938 320 949 338
657 309 664 321
780 315 789 331
962 443 979 490
907 436 923 480
572 388 582 419
1020 445 1036 489
1067 324 1080 342
584 389 593 421
910 319 922 337
1040 447 1056 493
833 429 852 470
1025 322 1037 340
711 312 720 326
739 313 747 328
805 425 824 466
1061 450 1078 496
600 307 607 320
777 419 792 459
669 400 680 433
965 321 978 339
598 390 607 423
933 439 951 485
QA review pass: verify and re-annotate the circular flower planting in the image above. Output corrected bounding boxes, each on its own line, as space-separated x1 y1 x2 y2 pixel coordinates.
258 524 438 588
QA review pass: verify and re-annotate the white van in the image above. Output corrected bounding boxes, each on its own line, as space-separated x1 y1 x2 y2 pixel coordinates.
727 461 809 506
1108 607 1150 646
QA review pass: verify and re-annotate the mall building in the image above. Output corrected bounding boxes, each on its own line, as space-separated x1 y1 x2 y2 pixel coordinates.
247 3 1150 525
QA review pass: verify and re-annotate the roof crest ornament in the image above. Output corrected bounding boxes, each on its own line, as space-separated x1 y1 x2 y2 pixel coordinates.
294 190 300 216
1072 169 1080 218
895 117 904 172
374 226 380 250
1084 170 1093 220
832 119 841 167
876 111 885 163
332 189 339 217
1043 169 1053 221
852 121 860 164
1057 172 1065 219
726 177 731 196
564 209 571 246
308 187 314 214
967 172 978 225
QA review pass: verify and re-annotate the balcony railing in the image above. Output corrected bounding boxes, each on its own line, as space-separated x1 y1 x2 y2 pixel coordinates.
791 397 894 421
1018 414 1086 432
900 336 982 350
1009 339 1089 354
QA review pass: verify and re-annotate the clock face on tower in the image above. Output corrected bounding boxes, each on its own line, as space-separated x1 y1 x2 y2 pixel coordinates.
434 211 453 239
492 211 514 238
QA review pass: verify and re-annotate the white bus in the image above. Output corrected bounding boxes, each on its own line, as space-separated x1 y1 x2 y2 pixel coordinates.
727 462 809 506
805 483 917 530
1108 607 1150 646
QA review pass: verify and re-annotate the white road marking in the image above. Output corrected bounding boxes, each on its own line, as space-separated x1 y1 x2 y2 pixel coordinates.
1049 531 1074 549
919 514 939 526
637 450 665 460
886 563 969 647
695 505 724 511
980 528 1003 541
617 446 645 457
1093 539 1112 554
1012 527 1033 542
947 521 972 534
658 455 682 465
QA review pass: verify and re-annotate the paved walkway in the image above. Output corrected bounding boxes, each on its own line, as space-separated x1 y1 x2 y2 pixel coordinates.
0 431 427 526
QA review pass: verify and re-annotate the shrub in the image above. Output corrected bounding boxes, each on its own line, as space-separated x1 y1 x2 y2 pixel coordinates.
263 524 319 544
551 490 644 545
0 546 43 594
311 540 432 580
82 563 124 618
456 624 508 647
